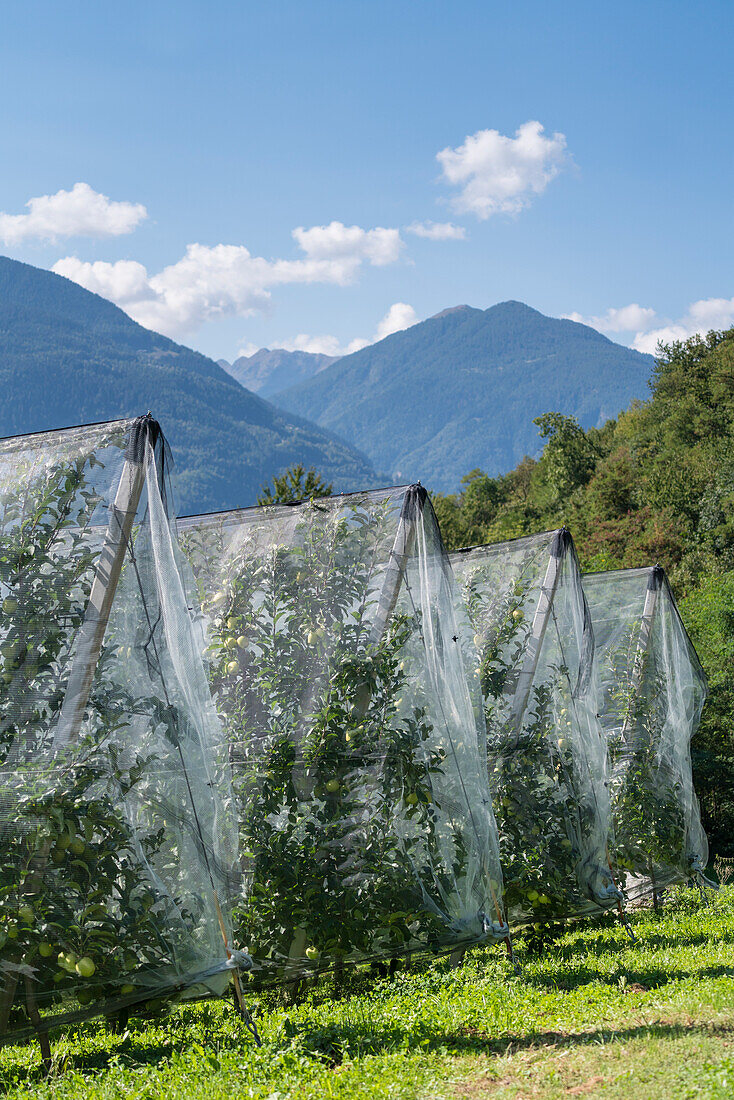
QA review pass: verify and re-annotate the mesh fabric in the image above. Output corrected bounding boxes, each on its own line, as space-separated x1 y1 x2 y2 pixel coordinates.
178 486 506 985
451 531 619 925
0 418 237 1042
583 566 709 896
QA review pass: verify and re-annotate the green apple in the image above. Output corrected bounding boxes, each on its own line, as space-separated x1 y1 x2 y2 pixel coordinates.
2 597 18 613
236 635 249 649
69 838 86 856
512 608 524 621
473 633 483 648
75 957 96 978
211 591 227 606
120 983 135 995
325 779 340 794
406 792 419 805
38 942 54 958
18 904 34 924
226 660 239 674
77 989 94 1005
55 831 72 851
225 636 238 651
226 617 238 631
58 951 77 972
305 946 320 961
52 848 66 864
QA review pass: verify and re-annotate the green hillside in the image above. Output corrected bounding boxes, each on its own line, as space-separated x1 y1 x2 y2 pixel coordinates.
274 301 654 491
0 256 377 514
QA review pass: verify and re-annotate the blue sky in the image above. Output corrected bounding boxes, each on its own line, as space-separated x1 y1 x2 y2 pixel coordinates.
1 0 733 361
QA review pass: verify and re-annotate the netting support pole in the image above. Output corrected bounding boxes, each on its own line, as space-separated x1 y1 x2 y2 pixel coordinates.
368 484 426 647
507 529 568 729
53 417 156 750
620 566 661 742
619 566 662 911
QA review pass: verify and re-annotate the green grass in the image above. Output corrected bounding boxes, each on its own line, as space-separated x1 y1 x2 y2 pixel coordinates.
2 887 733 1099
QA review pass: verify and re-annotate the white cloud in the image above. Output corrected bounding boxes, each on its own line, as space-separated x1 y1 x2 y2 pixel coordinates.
274 333 370 357
685 296 734 331
564 304 658 333
406 220 466 240
632 298 734 354
53 222 404 339
437 121 568 219
52 258 153 305
632 326 690 355
564 296 734 356
291 221 402 275
375 302 418 340
0 183 147 245
240 302 420 361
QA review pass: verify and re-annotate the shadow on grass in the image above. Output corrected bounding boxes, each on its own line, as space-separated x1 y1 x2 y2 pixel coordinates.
6 997 734 1088
279 1016 734 1068
523 962 734 993
518 922 734 961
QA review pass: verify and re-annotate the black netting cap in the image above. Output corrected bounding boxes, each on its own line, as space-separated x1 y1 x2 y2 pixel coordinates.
401 483 428 521
126 414 161 463
550 527 571 559
648 565 665 591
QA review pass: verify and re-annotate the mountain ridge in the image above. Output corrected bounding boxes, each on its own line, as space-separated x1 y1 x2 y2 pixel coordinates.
219 347 336 397
0 255 378 514
272 300 654 491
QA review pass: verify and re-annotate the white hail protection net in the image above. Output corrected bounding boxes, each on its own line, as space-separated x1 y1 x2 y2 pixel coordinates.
179 485 506 985
584 566 709 895
0 418 237 1043
451 531 619 925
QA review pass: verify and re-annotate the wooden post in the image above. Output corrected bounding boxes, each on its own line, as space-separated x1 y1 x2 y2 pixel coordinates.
611 566 662 908
620 566 662 740
507 529 568 728
54 416 156 750
369 485 426 646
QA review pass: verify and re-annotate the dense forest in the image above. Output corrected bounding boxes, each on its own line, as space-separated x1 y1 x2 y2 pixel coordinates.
431 330 734 857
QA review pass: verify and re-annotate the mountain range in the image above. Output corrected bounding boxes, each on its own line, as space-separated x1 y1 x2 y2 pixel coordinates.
0 255 656 512
0 256 377 515
272 302 655 492
219 347 335 397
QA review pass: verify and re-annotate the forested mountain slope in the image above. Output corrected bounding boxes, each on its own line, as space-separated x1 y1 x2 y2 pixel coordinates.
274 301 653 491
0 256 377 514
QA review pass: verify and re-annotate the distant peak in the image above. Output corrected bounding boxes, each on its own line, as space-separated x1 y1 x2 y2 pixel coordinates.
429 304 475 320
485 300 543 316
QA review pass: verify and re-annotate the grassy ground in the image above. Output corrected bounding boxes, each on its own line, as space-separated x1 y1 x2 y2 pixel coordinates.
1 886 732 1099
